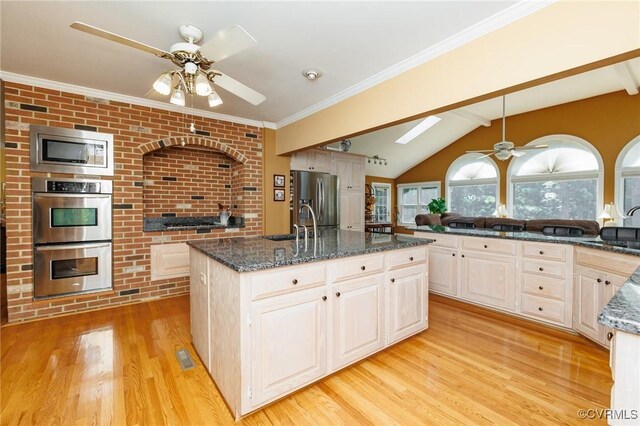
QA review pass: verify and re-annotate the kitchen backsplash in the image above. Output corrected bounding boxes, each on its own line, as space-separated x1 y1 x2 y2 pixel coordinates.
143 146 232 217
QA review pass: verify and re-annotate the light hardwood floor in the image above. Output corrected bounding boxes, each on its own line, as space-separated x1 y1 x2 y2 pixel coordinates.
1 294 611 425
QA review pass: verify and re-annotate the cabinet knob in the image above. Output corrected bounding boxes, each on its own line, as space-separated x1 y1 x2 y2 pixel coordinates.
539 251 544 255
322 296 327 301
390 278 395 283
538 267 544 272
452 253 456 257
292 279 298 285
539 286 544 290
605 280 611 285
484 245 488 248
409 256 414 261
597 278 603 283
335 292 341 297
461 254 465 258
607 332 614 341
361 265 366 271
538 307 543 311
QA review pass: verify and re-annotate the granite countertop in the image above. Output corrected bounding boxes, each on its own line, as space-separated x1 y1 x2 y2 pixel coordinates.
144 215 245 232
407 224 640 335
187 229 432 272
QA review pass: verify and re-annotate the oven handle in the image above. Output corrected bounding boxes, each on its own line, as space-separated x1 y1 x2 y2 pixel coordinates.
35 242 111 251
33 193 111 199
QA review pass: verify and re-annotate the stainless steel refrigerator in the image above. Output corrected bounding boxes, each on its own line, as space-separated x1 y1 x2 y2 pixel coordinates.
290 171 339 232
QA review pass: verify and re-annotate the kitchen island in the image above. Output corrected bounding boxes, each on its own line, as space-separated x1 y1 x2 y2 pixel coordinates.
187 230 432 419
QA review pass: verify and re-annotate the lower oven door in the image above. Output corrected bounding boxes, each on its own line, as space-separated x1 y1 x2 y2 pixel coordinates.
34 242 112 298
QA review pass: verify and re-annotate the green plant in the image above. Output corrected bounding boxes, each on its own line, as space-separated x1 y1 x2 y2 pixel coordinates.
428 198 447 215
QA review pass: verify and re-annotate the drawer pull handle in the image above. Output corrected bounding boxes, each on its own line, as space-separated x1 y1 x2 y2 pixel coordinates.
538 267 544 272
292 279 298 285
484 245 488 248
538 307 543 311
539 286 544 290
539 251 544 255
390 278 395 283
361 266 366 271
605 280 611 285
597 278 603 283
322 296 327 301
607 332 614 341
336 292 341 297
409 256 414 261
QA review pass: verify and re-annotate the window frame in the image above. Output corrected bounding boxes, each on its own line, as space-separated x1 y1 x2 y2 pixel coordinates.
445 153 500 215
371 182 392 223
396 181 441 226
615 135 640 225
506 135 604 220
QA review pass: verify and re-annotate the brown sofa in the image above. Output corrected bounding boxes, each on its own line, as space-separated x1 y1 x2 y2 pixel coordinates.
415 213 599 235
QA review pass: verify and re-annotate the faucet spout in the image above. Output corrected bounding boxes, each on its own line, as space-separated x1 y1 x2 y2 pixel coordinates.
626 206 640 216
299 204 318 243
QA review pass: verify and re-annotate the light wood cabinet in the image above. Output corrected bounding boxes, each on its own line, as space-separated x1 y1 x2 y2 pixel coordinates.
460 250 516 312
189 248 210 371
428 247 458 296
290 149 331 173
339 191 364 231
574 265 620 347
331 274 385 370
250 286 328 406
151 242 190 281
387 264 427 344
609 330 640 425
332 154 364 192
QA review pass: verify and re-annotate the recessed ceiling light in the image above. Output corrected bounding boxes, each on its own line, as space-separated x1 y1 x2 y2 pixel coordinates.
395 116 442 144
302 69 322 80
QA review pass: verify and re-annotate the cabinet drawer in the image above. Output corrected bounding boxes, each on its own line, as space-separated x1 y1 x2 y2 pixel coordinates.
522 242 567 262
462 237 516 255
521 259 566 279
606 272 631 288
521 274 566 301
575 247 639 275
332 254 384 283
250 264 326 300
520 294 566 324
385 247 427 270
424 234 458 249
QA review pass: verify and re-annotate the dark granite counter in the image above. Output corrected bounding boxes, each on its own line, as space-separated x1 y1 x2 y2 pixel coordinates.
407 225 640 335
187 230 432 272
144 215 245 232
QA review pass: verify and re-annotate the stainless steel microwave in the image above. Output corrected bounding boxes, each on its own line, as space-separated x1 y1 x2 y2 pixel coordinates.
30 125 114 176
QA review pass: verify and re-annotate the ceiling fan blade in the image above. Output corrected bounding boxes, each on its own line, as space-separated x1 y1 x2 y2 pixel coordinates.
198 25 257 62
70 22 172 58
213 71 265 105
466 149 496 153
477 152 495 160
511 150 527 157
516 144 549 151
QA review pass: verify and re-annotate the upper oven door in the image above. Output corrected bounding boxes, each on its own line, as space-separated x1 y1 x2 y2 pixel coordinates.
33 193 112 244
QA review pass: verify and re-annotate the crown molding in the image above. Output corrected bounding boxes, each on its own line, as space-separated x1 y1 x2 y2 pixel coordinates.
0 71 277 130
275 0 556 129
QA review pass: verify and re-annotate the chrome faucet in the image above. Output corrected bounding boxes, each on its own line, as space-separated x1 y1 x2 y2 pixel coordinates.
627 206 640 216
299 204 317 250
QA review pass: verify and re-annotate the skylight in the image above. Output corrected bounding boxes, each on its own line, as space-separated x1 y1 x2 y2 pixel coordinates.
395 116 441 145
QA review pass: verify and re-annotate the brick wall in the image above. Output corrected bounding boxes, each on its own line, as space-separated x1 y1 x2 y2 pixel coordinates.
143 147 232 217
2 81 263 322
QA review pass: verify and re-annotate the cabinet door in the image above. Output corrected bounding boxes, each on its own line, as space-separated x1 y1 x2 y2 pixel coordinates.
600 276 620 347
331 274 384 370
574 265 605 343
290 151 309 171
189 250 210 371
333 156 352 191
349 158 365 192
387 264 427 344
311 150 332 174
460 251 516 311
428 247 458 296
347 191 364 232
339 192 350 230
250 287 327 406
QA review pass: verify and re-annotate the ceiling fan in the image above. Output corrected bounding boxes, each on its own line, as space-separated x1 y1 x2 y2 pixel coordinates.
466 96 547 161
70 22 266 108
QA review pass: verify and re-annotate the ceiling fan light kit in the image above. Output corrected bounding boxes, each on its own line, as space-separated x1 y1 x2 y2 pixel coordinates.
170 85 186 106
208 90 223 107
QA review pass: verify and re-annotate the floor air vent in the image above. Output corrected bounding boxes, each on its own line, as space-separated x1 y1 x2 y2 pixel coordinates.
176 348 195 370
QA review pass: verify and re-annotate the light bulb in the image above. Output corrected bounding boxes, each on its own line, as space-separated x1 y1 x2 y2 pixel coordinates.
195 73 213 96
190 123 196 133
153 72 172 95
170 85 185 106
208 90 223 107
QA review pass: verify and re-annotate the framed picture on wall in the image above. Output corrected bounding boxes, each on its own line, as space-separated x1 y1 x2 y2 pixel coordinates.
274 174 286 188
274 189 285 201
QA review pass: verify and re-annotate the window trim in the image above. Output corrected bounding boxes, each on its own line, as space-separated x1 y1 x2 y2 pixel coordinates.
506 135 604 220
445 153 500 214
615 135 640 222
371 182 392 222
396 181 441 226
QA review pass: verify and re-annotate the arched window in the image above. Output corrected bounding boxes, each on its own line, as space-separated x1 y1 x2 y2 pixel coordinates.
507 135 603 220
446 153 499 216
615 135 640 227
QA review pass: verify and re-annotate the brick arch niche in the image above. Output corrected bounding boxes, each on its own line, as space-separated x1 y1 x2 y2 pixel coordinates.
140 135 252 219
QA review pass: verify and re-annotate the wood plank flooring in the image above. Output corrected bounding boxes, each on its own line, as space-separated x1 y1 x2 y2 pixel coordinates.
1 294 611 425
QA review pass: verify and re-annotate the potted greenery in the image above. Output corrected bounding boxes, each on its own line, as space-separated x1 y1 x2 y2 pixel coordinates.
427 198 447 215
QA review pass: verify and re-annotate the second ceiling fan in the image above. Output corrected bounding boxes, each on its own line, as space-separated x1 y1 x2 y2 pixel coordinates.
467 96 547 161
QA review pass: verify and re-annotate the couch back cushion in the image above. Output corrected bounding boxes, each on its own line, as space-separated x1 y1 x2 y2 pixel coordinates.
485 217 527 231
442 215 486 228
525 219 599 235
414 214 441 226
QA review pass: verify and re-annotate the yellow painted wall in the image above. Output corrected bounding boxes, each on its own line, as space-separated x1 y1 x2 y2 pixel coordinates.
262 128 291 235
276 1 640 154
396 91 640 207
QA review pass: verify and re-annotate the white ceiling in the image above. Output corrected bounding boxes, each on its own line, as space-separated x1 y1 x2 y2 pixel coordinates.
337 58 640 178
0 1 525 124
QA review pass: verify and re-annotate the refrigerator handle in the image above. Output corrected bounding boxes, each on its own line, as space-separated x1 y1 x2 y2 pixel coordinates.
317 177 323 223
